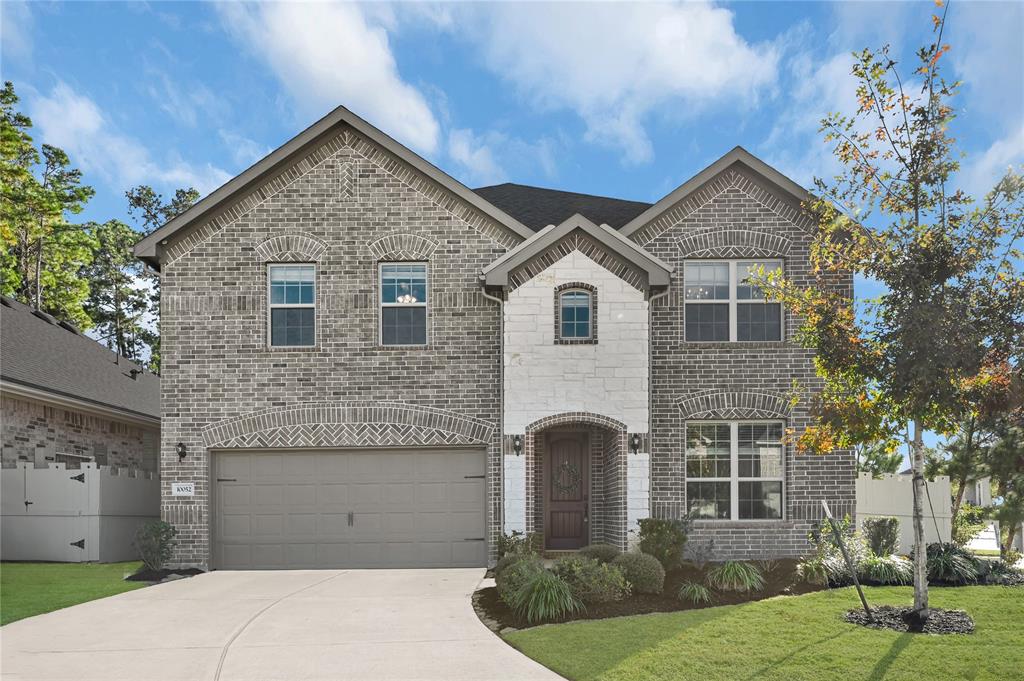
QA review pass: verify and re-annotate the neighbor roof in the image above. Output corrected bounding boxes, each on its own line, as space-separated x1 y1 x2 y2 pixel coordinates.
473 183 652 232
0 296 160 421
133 105 534 269
482 213 672 288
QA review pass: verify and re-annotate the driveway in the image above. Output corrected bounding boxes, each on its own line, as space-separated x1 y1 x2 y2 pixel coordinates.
1 569 560 681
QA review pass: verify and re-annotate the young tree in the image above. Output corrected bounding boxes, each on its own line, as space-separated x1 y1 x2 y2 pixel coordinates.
930 416 995 530
760 5 1024 617
84 219 150 360
986 424 1024 556
124 184 199 372
0 82 96 326
856 441 903 478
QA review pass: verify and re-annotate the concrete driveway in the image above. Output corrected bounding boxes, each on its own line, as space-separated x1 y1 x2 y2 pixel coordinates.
1 569 560 681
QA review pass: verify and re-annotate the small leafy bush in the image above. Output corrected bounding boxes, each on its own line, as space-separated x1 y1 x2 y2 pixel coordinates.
577 543 621 564
494 552 534 577
509 568 583 624
707 561 765 592
497 530 543 558
552 556 630 603
133 520 177 571
919 542 980 584
862 516 900 556
800 516 872 586
496 556 544 605
796 556 828 585
858 555 913 585
952 501 988 546
677 581 713 605
980 559 1024 586
637 517 690 570
611 552 666 594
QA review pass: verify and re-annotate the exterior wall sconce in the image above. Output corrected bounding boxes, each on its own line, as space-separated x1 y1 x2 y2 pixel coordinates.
630 433 642 454
175 442 188 461
513 435 523 456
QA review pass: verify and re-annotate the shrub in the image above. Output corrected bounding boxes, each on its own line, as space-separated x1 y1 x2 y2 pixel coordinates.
980 559 1024 586
796 556 828 585
677 581 713 605
133 520 177 571
611 552 666 594
552 556 630 603
952 501 988 546
494 552 534 577
497 530 543 558
637 517 690 570
508 569 583 624
858 555 913 585
496 556 544 605
801 516 872 586
862 516 900 556
918 542 979 584
577 543 621 564
707 561 764 592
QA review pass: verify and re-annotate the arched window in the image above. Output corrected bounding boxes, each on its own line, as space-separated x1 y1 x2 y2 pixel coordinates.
555 284 597 344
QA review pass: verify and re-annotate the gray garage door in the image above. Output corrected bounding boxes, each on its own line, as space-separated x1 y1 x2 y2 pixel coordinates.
214 449 486 569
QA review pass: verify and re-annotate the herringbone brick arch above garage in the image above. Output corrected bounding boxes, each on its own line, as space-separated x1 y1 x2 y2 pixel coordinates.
201 401 495 449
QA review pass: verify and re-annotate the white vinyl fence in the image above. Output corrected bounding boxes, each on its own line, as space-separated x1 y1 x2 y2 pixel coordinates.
855 472 951 553
1 462 159 562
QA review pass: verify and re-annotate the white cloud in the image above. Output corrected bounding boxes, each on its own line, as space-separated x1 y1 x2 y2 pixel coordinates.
1 0 33 61
29 82 231 195
447 129 507 186
423 1 779 165
147 73 225 129
216 1 440 154
951 1 1024 131
218 129 271 169
960 123 1024 199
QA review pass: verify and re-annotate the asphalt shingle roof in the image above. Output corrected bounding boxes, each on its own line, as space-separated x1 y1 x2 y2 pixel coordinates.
0 295 160 419
474 183 652 232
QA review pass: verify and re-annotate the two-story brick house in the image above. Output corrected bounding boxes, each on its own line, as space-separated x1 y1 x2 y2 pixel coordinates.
135 106 854 570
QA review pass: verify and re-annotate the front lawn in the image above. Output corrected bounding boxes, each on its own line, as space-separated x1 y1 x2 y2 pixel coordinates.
1 561 145 626
504 586 1024 681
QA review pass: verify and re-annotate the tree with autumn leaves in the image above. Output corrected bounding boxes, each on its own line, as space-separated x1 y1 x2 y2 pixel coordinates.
760 3 1023 617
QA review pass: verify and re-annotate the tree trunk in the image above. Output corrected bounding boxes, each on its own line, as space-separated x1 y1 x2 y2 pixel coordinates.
1005 525 1018 559
951 483 966 539
33 236 43 310
911 421 929 614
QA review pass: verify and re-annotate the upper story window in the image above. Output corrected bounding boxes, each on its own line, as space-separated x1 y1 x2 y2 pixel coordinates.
685 421 784 520
268 264 315 347
683 260 782 342
554 283 597 344
380 262 428 346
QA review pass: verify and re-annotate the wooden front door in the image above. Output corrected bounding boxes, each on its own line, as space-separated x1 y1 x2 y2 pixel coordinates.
545 432 590 550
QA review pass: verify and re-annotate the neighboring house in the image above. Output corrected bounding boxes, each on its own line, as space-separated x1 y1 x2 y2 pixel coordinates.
134 106 855 570
1 295 160 471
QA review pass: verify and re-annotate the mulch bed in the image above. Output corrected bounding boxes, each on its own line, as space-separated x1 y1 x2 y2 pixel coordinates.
845 605 975 634
125 567 204 582
475 559 823 631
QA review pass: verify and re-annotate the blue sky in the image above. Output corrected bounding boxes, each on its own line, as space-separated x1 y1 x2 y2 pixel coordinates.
3 1 1022 453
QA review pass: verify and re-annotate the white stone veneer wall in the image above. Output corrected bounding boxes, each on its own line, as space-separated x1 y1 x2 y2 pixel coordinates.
502 249 650 536
626 452 651 548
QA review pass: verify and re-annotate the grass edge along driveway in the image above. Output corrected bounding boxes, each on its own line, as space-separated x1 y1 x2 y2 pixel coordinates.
504 585 1024 681
1 561 145 626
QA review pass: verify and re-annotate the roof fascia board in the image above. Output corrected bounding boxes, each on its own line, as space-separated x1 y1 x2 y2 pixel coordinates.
483 213 672 287
620 146 811 238
1 379 160 427
134 106 534 266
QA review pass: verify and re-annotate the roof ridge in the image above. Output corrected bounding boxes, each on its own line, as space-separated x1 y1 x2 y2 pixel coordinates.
474 182 652 206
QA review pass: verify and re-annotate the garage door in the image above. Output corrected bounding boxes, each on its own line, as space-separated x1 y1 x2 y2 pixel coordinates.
214 449 486 569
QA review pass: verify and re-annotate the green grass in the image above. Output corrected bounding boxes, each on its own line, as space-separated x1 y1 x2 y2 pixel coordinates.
504 586 1024 681
970 549 1002 557
1 562 145 626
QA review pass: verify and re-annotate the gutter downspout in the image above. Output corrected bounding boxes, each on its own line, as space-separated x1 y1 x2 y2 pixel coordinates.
481 279 505 565
647 286 670 521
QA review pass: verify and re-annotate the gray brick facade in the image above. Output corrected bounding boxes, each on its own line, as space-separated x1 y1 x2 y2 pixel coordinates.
145 108 854 568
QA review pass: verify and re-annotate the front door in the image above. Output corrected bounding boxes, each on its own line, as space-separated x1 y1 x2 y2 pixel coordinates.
545 432 589 550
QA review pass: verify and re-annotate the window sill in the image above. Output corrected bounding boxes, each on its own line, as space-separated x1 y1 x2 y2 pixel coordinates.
265 345 319 352
691 519 794 529
679 341 788 349
377 344 431 351
555 339 598 345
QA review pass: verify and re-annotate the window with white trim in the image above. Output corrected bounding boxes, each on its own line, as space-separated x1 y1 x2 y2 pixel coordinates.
683 260 782 342
685 421 784 520
268 264 315 347
380 262 428 346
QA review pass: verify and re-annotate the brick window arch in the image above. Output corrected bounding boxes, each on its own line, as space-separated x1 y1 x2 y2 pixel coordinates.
554 282 598 345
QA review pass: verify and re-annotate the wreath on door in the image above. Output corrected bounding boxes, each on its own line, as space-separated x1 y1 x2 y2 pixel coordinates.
552 460 582 494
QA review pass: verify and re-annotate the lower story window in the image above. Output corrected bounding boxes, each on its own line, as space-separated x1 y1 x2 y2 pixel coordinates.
685 421 784 520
